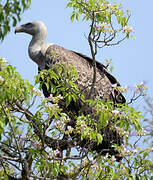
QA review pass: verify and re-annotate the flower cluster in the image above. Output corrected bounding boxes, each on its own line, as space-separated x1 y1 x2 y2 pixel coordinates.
133 149 138 154
111 155 116 162
50 103 59 110
112 84 128 93
32 87 44 99
47 94 64 103
65 126 74 135
54 115 70 132
76 119 87 132
115 126 129 138
104 2 121 11
112 109 120 116
123 26 134 34
136 128 147 136
120 145 139 156
118 86 128 93
0 57 8 71
1 57 8 64
54 119 64 132
96 22 112 32
134 81 147 93
60 115 70 124
120 145 130 155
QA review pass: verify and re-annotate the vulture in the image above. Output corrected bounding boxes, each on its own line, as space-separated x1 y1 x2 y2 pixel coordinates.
15 20 125 158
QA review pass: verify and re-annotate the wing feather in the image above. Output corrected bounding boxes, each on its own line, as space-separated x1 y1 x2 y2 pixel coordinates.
40 44 125 103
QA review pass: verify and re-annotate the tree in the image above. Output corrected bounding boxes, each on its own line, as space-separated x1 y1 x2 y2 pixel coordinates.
0 0 153 179
0 0 31 41
143 97 153 153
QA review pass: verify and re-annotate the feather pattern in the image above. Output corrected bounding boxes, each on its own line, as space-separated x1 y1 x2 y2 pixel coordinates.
44 44 125 104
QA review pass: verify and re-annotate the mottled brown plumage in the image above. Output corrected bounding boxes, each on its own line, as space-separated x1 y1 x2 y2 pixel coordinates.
45 44 125 103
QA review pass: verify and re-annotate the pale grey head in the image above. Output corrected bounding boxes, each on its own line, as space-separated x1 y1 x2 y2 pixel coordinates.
15 20 47 39
15 20 52 69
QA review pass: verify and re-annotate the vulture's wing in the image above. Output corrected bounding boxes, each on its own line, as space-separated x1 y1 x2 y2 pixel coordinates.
72 51 120 85
40 44 125 103
72 51 126 104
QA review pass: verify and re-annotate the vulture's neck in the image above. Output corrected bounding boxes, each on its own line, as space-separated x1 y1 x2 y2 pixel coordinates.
28 34 45 66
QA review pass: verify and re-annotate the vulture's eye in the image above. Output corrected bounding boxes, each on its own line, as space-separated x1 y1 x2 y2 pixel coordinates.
24 23 33 28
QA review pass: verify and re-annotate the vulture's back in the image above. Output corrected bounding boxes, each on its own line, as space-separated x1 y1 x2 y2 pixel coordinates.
45 44 124 103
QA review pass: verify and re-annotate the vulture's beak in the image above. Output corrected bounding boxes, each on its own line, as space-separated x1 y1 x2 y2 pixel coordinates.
15 25 24 34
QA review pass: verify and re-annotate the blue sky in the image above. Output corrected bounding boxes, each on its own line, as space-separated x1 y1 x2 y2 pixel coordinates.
0 0 153 101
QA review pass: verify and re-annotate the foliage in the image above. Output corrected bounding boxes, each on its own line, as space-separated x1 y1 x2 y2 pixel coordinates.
67 0 133 98
0 58 153 179
67 0 133 52
36 64 82 108
0 0 31 41
143 97 153 150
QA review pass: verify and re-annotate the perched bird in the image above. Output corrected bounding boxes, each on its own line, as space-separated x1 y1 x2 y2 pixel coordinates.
15 20 125 157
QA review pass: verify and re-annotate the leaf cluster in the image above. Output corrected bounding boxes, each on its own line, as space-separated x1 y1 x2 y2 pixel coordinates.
0 0 31 41
0 60 152 179
36 63 84 108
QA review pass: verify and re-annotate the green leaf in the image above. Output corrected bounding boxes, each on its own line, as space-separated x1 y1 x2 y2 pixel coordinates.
76 13 79 21
66 94 72 107
71 13 75 22
97 133 103 144
143 151 149 159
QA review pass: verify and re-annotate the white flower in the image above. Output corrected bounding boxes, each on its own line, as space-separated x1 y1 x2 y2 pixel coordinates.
0 76 4 82
119 86 128 92
125 131 129 137
48 104 59 110
32 88 44 100
133 149 137 154
47 94 64 103
47 94 53 101
123 146 127 152
97 22 108 30
67 126 74 133
32 87 37 94
124 148 130 155
112 155 116 162
140 81 144 86
57 94 64 100
134 84 140 93
138 128 147 136
1 58 8 63
123 26 134 34
112 110 120 116
122 146 130 155
103 155 108 161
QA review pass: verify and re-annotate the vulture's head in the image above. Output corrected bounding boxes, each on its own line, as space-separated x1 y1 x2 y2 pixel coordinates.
15 20 47 38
